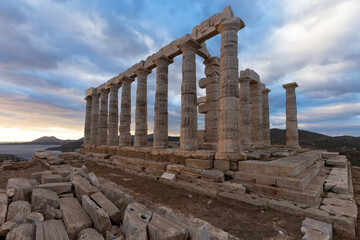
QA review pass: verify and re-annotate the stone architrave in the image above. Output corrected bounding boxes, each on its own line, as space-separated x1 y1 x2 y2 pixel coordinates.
134 61 151 147
283 82 299 147
153 55 173 149
238 77 251 146
250 82 263 146
90 91 100 145
262 88 271 146
119 76 134 147
98 86 109 146
215 17 245 159
178 37 201 150
107 82 121 146
83 95 92 146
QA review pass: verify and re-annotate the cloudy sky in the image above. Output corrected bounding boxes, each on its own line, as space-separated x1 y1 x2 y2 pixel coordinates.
0 0 359 142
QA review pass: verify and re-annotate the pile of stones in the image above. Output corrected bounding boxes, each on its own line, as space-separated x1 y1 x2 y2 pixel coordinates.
0 162 238 240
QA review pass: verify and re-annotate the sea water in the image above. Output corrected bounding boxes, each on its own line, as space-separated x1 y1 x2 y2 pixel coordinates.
0 145 61 161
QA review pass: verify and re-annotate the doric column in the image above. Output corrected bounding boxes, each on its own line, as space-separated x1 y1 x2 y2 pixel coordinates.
178 37 201 150
283 82 299 147
90 90 100 145
262 88 271 146
153 55 173 149
98 86 109 145
250 82 263 146
134 63 151 147
107 83 121 146
83 94 92 146
215 17 244 156
238 78 251 146
119 76 134 147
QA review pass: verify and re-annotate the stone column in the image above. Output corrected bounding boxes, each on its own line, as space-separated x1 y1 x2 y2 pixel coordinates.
107 83 120 146
178 37 201 150
84 96 92 146
134 64 151 147
98 87 109 145
153 55 173 149
283 82 299 147
90 91 100 145
250 82 263 146
262 88 271 146
238 78 251 146
119 77 134 147
215 17 244 163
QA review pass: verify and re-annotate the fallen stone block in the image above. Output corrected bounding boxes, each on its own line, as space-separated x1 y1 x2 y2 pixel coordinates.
0 222 16 237
72 175 98 201
33 152 50 159
59 193 74 198
122 202 152 240
82 195 111 236
201 169 224 182
320 197 357 219
101 186 134 219
25 212 44 226
60 197 92 239
161 172 176 181
78 228 105 240
48 155 64 165
6 177 33 202
41 174 64 184
6 200 31 223
322 152 339 159
38 182 72 194
0 192 8 225
44 205 62 220
31 188 60 214
5 223 34 240
188 217 235 240
36 219 69 240
90 191 121 224
301 226 331 240
326 157 347 168
88 172 101 187
148 211 189 240
302 217 332 236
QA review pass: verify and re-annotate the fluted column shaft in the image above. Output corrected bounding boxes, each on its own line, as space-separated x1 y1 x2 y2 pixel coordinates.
119 77 133 147
283 82 299 147
262 88 271 146
107 84 120 146
153 55 173 149
134 68 151 147
98 88 109 145
179 39 201 150
250 82 263 145
90 92 100 145
239 78 251 146
84 96 92 145
216 18 244 154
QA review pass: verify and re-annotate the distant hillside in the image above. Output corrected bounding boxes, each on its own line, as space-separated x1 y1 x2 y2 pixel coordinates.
271 128 330 145
31 136 73 145
47 138 84 152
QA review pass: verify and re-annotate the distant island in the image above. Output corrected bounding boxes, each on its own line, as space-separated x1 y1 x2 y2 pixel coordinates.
0 136 76 145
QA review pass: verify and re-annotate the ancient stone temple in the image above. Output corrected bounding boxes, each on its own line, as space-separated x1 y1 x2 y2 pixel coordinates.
80 6 357 239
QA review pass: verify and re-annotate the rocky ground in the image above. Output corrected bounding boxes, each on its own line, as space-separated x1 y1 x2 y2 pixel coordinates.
1 158 359 239
0 154 27 164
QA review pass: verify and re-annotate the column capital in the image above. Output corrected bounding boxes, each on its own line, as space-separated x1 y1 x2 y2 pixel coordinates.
238 77 251 84
153 54 173 66
86 87 96 98
134 67 151 76
177 36 201 52
240 68 260 83
262 88 271 94
216 17 245 34
120 75 135 84
283 82 298 89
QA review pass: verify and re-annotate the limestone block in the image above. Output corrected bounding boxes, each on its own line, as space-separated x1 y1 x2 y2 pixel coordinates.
41 174 64 184
302 217 332 236
166 164 185 174
48 155 64 165
0 222 16 236
72 175 98 201
36 219 69 240
33 151 50 159
322 152 339 159
190 151 216 160
197 96 206 105
217 192 268 211
326 157 347 168
90 191 122 224
214 160 230 171
25 212 44 226
78 228 105 240
201 170 224 182
301 226 331 240
0 192 8 225
122 203 152 240
38 182 72 194
320 197 357 219
31 188 60 214
101 186 134 219
185 158 213 169
86 87 96 97
148 212 189 240
198 101 218 114
30 171 51 182
239 68 260 82
6 201 31 223
44 205 62 220
180 166 202 178
5 223 34 240
60 197 92 239
216 182 246 194
161 172 176 181
6 178 33 202
82 195 111 236
188 217 237 240
324 168 348 194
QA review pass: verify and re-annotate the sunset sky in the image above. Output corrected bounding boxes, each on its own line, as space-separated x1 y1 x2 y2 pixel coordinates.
0 0 359 142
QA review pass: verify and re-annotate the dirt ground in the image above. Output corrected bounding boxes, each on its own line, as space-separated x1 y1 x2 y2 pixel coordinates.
1 161 359 240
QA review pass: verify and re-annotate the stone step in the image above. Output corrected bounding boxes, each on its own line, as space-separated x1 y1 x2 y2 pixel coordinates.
238 153 318 177
234 162 322 191
216 191 269 211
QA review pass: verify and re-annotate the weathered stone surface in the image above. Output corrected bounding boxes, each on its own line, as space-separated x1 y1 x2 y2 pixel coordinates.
60 197 92 239
33 152 50 159
48 155 64 165
82 195 111 236
0 222 16 236
44 205 62 220
6 201 31 223
0 192 8 225
283 82 299 147
31 188 60 214
301 226 330 240
90 191 121 224
148 211 189 240
320 197 357 219
185 158 213 169
6 223 34 240
216 182 246 194
41 174 63 184
88 172 100 187
78 228 105 240
322 152 339 159
201 170 224 182
302 217 332 236
36 219 69 240
6 178 33 202
217 192 268 211
324 167 348 194
161 172 176 181
102 186 134 219
72 175 98 201
25 212 44 226
121 202 152 240
38 182 72 194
